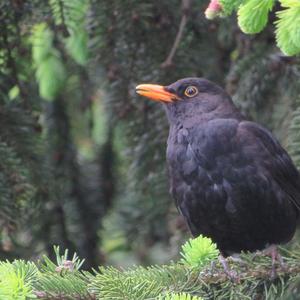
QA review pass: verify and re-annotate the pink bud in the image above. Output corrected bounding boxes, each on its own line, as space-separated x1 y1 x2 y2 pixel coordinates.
205 0 222 20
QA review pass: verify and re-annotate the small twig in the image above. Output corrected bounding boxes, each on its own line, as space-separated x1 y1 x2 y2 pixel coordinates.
161 0 191 68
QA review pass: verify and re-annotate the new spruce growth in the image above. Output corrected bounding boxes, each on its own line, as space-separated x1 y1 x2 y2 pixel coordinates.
275 0 300 56
238 0 275 34
180 235 219 268
205 0 300 55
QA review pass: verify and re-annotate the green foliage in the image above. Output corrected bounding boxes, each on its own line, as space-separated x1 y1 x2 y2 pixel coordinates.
34 247 91 298
34 270 90 298
2 244 300 299
180 235 219 269
0 141 36 220
40 246 85 273
90 264 187 299
31 23 66 101
49 0 89 65
275 0 300 56
66 30 88 65
0 104 46 226
238 0 275 34
220 0 245 15
209 0 300 55
0 260 37 300
159 292 202 300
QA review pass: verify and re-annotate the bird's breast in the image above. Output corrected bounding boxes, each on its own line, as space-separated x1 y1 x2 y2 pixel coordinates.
166 119 241 209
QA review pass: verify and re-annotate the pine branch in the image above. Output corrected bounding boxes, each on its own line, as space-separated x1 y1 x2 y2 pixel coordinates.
2 245 300 299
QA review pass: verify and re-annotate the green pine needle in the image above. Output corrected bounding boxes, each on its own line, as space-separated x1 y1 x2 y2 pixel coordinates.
159 292 203 300
275 0 300 56
180 235 219 269
0 261 38 300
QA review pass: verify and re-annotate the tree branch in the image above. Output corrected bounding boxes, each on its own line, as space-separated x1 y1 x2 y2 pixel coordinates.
161 0 192 68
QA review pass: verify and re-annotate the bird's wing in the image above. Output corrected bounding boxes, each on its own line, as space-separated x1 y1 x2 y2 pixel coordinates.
238 121 300 210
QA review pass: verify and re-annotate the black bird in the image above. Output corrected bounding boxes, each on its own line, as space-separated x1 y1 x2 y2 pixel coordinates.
136 78 300 273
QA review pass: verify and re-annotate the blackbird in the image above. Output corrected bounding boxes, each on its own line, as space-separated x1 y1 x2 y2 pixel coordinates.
136 78 300 271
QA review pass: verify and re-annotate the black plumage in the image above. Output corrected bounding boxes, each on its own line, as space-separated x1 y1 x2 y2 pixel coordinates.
136 78 300 257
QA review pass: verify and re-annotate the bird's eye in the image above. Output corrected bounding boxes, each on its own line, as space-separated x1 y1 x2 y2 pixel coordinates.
184 86 198 98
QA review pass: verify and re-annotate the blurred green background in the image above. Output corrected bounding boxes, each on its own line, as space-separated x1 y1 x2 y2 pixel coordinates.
1 0 300 270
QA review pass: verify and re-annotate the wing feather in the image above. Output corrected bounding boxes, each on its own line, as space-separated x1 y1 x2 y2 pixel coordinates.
239 121 300 211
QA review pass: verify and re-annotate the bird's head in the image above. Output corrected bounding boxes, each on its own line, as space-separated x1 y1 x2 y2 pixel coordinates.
136 77 236 125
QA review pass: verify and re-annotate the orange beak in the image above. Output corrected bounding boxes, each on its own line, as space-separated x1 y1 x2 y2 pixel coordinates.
136 84 178 103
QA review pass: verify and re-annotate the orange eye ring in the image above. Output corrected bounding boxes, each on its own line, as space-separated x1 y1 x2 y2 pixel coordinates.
184 86 198 97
